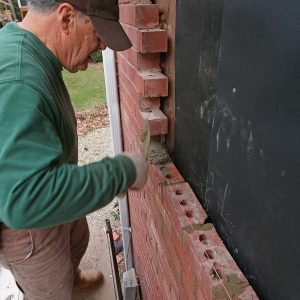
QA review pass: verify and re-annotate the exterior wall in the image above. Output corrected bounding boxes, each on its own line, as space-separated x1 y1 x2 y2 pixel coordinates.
117 1 258 299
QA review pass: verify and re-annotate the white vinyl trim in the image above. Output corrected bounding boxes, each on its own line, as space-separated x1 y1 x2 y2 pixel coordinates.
102 48 133 271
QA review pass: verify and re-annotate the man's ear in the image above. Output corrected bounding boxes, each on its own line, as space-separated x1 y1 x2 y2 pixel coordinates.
56 3 76 34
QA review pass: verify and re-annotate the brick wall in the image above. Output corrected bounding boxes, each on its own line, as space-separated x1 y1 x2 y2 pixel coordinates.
117 1 258 299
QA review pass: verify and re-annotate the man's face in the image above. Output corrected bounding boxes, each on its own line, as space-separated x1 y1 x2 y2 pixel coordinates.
63 14 106 73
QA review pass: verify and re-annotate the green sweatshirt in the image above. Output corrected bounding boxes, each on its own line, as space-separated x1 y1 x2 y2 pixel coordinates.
0 22 135 229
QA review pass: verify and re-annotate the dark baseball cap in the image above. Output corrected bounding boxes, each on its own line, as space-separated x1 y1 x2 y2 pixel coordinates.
55 0 132 51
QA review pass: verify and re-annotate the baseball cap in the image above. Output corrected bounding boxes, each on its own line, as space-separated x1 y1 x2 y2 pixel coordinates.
55 0 132 51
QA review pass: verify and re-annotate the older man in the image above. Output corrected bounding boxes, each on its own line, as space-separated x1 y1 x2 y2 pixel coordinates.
0 0 147 299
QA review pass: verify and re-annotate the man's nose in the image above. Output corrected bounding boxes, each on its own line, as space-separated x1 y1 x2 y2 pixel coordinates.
98 41 106 50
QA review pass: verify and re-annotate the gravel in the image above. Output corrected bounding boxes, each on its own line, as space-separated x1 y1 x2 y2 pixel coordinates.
78 127 120 232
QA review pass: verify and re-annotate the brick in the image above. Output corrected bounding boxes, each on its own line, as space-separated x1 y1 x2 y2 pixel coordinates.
182 279 196 300
162 225 182 284
163 210 172 237
140 97 161 110
139 71 169 97
182 228 232 300
119 83 138 116
179 289 189 300
118 54 168 97
162 183 207 241
149 194 164 234
119 97 144 144
154 238 180 300
120 4 159 28
120 48 161 70
163 182 208 229
141 108 168 135
149 163 185 188
122 23 168 53
195 287 206 300
186 225 259 299
119 80 168 137
118 66 161 110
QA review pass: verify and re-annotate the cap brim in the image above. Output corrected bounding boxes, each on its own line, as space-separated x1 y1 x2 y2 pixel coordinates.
90 17 132 51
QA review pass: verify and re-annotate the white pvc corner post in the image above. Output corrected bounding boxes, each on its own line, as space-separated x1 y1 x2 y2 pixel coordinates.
102 48 133 271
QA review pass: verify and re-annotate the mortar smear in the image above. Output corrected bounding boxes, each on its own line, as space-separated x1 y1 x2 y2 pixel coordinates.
183 223 214 233
149 140 171 165
212 273 249 299
140 121 150 159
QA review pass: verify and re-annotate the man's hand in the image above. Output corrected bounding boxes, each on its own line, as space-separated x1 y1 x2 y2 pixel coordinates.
123 152 148 190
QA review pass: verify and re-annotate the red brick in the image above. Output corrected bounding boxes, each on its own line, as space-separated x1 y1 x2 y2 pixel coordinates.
179 289 189 300
140 97 161 110
118 55 168 97
187 225 259 299
155 238 180 299
163 210 172 236
182 232 221 299
163 182 208 228
118 66 161 110
162 183 207 240
149 194 164 234
120 4 159 28
162 225 182 284
120 48 161 70
182 279 196 300
195 287 206 300
139 71 168 97
122 23 168 53
119 86 137 116
149 218 164 258
119 75 139 107
141 108 168 135
149 163 185 188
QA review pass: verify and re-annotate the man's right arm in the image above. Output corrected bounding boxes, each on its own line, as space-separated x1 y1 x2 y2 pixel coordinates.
0 82 142 229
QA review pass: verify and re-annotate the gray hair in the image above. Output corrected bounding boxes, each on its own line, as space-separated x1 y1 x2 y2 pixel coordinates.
26 0 60 14
26 0 86 20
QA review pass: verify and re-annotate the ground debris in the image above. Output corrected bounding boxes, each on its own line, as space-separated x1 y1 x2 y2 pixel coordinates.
76 105 109 136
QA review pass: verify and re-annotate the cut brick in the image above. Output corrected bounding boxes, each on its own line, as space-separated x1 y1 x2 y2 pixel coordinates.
141 108 168 136
120 48 161 70
118 54 168 97
119 4 159 28
118 64 161 110
122 23 168 53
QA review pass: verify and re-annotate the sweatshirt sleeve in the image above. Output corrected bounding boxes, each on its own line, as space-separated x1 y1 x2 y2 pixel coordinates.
0 81 136 229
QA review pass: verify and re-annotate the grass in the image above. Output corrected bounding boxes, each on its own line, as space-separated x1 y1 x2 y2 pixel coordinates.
62 63 106 111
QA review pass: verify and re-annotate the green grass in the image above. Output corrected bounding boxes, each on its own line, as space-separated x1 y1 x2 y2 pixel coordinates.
62 63 106 111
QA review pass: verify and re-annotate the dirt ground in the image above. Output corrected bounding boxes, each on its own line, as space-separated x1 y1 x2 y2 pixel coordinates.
76 106 125 283
76 105 109 136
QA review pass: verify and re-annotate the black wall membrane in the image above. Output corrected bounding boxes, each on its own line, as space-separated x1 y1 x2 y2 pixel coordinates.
175 0 300 299
174 0 224 200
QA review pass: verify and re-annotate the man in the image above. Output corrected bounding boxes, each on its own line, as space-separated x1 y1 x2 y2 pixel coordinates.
0 0 148 299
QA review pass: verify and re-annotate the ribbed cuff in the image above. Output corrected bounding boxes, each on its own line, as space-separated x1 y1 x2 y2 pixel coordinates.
114 155 137 192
